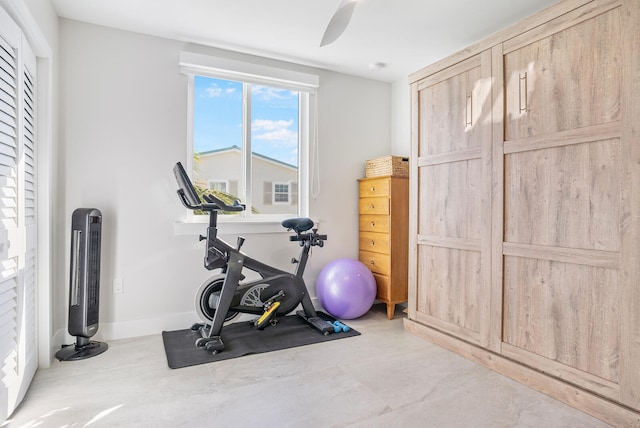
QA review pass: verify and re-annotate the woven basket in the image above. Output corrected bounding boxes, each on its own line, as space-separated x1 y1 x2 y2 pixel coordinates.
365 156 409 177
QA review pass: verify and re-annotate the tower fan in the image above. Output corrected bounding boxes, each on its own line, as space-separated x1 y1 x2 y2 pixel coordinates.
55 208 108 361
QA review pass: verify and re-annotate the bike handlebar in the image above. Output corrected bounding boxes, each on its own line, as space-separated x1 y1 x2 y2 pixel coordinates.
202 193 246 212
174 162 246 213
290 233 327 242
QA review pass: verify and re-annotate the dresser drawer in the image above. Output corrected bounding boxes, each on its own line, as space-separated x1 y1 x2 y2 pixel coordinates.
359 215 390 233
359 250 389 275
359 178 390 198
373 273 391 300
358 197 389 215
359 232 390 254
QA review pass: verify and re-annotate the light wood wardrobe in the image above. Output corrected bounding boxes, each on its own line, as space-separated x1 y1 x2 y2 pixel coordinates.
404 0 640 424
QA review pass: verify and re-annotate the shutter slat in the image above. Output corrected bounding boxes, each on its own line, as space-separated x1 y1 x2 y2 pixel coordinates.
0 37 16 67
23 68 33 86
0 87 16 109
0 293 16 312
0 152 17 168
0 89 15 125
0 307 16 327
0 330 17 354
0 165 14 179
0 101 16 123
0 110 15 129
0 287 17 311
0 87 17 111
23 85 33 106
0 261 18 287
0 175 16 188
0 122 16 140
0 69 16 91
0 141 15 158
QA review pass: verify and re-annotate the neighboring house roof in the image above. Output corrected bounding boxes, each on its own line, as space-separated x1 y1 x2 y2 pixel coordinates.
197 145 297 170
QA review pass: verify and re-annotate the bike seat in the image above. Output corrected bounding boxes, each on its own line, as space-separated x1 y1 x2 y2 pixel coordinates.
282 218 314 234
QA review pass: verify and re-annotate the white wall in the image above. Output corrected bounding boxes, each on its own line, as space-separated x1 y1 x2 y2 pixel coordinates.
391 78 411 156
57 19 391 342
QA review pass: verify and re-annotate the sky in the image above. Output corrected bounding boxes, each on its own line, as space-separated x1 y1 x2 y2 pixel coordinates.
193 76 299 167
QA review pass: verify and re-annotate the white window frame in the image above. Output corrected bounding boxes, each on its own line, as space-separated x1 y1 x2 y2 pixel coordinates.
179 51 319 233
272 181 290 205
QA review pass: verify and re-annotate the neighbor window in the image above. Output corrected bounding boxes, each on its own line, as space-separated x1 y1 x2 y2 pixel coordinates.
180 51 319 222
207 179 228 193
273 182 290 204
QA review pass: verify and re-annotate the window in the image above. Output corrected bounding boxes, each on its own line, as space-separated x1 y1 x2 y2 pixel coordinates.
273 182 290 204
180 52 319 222
207 179 228 193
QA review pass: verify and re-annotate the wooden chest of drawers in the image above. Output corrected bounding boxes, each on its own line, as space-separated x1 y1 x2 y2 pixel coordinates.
358 176 409 319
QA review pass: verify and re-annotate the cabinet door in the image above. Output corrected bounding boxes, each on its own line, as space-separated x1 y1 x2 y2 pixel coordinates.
503 3 620 141
499 1 640 407
410 50 494 349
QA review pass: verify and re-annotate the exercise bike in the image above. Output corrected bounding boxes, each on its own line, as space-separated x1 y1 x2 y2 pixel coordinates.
173 162 334 353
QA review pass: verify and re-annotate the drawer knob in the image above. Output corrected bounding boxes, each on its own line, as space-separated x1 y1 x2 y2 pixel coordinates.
370 240 375 246
369 260 375 266
369 204 375 209
370 186 375 192
370 221 375 227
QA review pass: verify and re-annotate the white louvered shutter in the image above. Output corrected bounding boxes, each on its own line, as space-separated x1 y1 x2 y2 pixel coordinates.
18 36 38 397
0 6 37 422
0 15 21 423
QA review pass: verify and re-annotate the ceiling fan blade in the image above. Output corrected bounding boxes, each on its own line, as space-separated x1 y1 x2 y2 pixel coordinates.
320 0 358 47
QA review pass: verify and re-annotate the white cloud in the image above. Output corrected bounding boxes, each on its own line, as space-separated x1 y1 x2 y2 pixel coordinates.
252 85 296 101
204 83 237 98
252 119 293 131
252 119 297 146
205 85 222 97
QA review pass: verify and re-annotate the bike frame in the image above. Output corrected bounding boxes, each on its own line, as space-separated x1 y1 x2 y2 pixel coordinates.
173 161 332 352
202 209 321 339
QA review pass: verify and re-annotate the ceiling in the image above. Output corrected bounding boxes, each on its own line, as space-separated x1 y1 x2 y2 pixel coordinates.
50 0 560 82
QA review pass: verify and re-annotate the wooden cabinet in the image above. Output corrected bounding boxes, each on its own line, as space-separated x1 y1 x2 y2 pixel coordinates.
406 0 640 425
358 176 408 319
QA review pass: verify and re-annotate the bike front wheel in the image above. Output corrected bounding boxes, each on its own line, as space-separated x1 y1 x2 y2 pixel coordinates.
195 274 239 324
195 276 269 324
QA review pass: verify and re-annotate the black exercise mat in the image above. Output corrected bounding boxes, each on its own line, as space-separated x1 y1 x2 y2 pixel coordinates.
162 312 360 369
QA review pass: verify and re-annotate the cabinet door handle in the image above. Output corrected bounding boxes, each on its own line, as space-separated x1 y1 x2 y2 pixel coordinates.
519 72 528 113
465 93 472 127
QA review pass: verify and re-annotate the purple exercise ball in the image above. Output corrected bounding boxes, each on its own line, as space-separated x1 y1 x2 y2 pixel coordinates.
316 258 377 319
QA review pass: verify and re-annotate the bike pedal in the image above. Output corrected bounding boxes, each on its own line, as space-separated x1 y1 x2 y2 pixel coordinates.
254 301 280 330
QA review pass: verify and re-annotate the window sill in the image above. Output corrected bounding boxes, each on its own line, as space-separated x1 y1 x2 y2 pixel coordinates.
174 218 319 236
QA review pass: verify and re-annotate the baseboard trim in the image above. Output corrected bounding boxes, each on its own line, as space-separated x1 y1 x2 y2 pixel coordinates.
96 298 323 342
98 311 198 341
404 318 640 427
